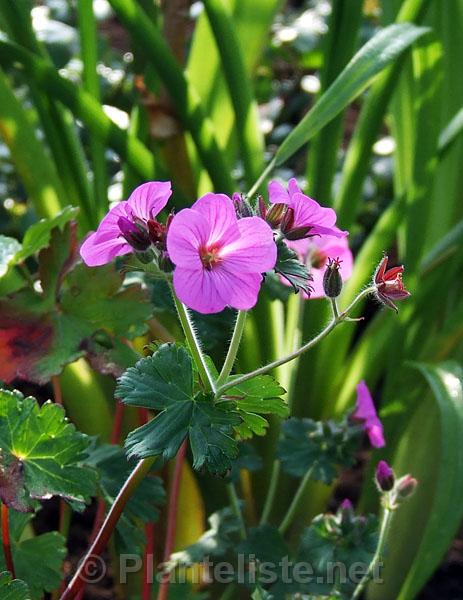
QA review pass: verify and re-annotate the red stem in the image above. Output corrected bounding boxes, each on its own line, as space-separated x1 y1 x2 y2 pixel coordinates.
60 457 155 600
156 440 187 600
142 523 155 600
1 503 15 578
52 375 63 405
63 400 127 600
111 400 125 444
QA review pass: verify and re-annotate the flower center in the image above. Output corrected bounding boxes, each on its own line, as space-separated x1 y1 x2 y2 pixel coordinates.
199 244 222 270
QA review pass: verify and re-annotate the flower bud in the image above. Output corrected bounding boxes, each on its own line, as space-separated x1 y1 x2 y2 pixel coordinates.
395 474 418 500
340 498 353 511
232 192 253 218
265 202 286 228
323 257 343 298
375 460 395 492
135 248 156 264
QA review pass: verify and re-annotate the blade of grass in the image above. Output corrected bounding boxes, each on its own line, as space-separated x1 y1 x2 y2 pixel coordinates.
0 1 95 228
333 0 431 229
306 0 363 203
0 39 155 181
0 68 63 218
107 0 234 194
77 0 108 219
272 23 430 169
202 0 265 188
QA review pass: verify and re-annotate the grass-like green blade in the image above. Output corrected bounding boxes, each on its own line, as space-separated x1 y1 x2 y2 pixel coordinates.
77 0 108 219
438 105 463 157
0 68 63 218
306 0 363 203
0 39 155 181
202 0 264 187
368 362 463 600
273 23 430 167
107 0 234 194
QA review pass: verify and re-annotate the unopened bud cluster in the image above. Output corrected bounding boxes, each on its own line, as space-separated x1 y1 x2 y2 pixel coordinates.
375 460 417 508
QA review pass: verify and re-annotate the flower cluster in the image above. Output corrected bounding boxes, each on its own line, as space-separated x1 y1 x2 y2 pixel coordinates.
79 179 409 315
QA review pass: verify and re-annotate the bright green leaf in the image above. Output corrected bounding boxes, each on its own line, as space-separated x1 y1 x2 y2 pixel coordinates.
0 389 97 511
0 572 30 600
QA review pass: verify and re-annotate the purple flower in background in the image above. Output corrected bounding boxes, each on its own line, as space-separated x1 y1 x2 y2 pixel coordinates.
352 380 385 448
167 193 277 314
268 178 348 239
80 181 172 266
287 232 353 298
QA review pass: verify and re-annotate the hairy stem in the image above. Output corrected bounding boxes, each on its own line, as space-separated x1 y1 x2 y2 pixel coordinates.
278 465 315 535
157 440 188 600
215 287 375 399
1 503 15 578
60 457 155 600
172 293 216 393
351 504 394 600
217 311 247 386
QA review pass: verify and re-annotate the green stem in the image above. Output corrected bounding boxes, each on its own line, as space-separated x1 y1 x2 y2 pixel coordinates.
60 457 155 600
278 465 316 535
215 287 375 399
226 482 246 540
217 311 247 386
351 505 394 600
331 297 340 320
259 460 281 525
246 158 276 198
218 583 237 600
172 293 216 394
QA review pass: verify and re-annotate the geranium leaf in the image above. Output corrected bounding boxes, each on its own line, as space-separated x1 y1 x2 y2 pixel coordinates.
0 223 151 384
0 511 66 599
273 240 312 295
224 375 288 439
278 417 361 484
294 509 378 598
0 389 97 511
118 344 241 475
0 571 30 600
18 207 79 261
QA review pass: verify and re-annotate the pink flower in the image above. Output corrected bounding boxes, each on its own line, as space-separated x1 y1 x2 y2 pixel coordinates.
268 178 348 239
80 181 172 266
167 193 277 314
352 381 385 448
374 255 411 312
286 233 353 298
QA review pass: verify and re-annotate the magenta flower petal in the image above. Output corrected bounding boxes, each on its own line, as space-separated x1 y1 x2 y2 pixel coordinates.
268 179 347 239
173 267 227 314
127 181 172 221
221 217 277 274
166 208 209 269
268 180 290 205
191 193 240 245
80 201 133 266
167 193 277 313
353 381 385 448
